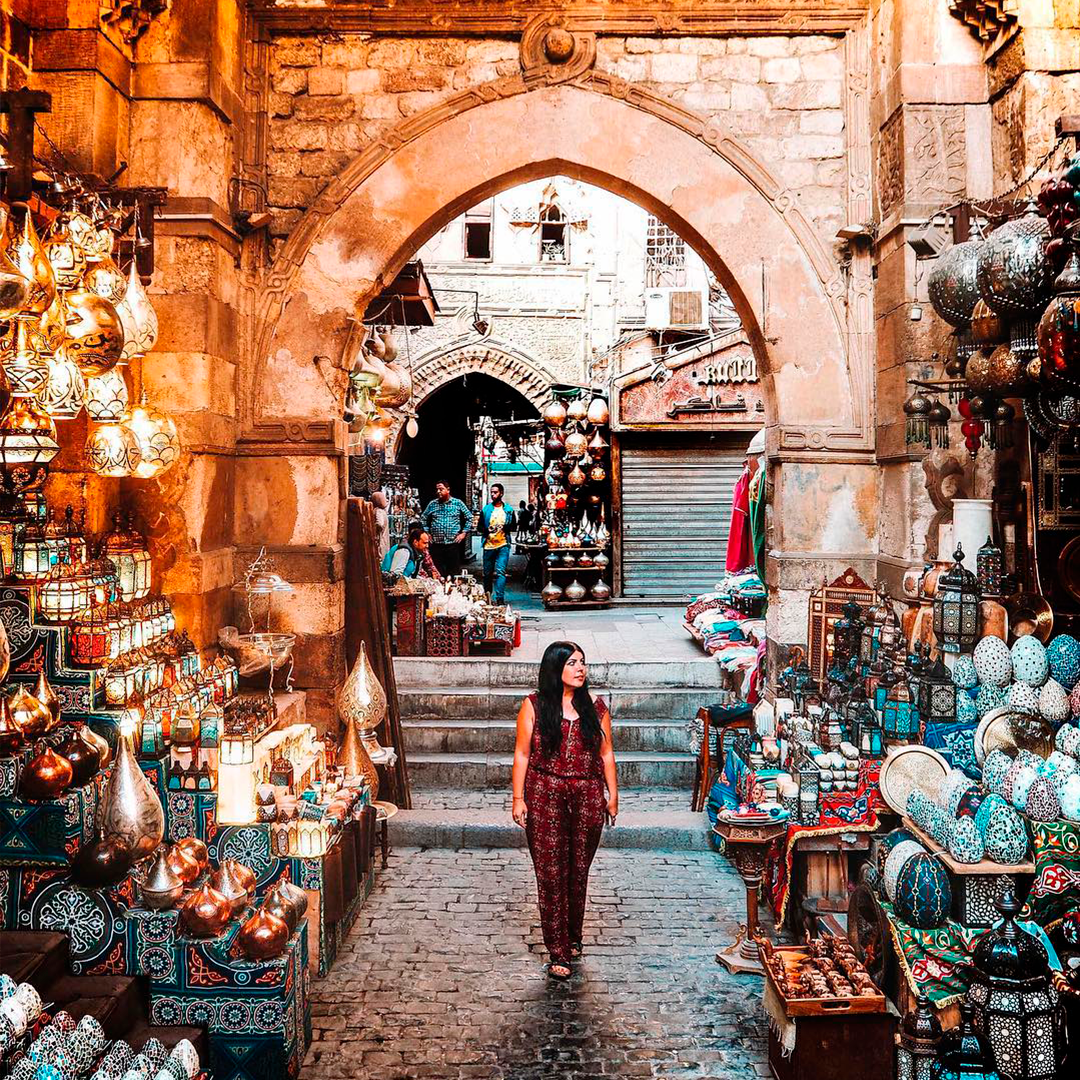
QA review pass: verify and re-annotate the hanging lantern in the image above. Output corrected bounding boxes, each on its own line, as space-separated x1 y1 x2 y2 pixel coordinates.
0 239 29 319
896 993 942 1080
43 216 88 289
36 345 87 419
567 462 586 486
977 536 1003 598
63 211 99 257
1035 249 1080 391
933 545 981 654
589 464 606 483
904 391 932 447
63 288 125 376
986 343 1030 397
976 203 1054 318
12 518 54 581
37 561 96 623
587 430 608 455
919 656 957 724
860 583 892 669
85 420 142 477
116 258 159 360
970 299 1006 350
924 400 950 450
882 675 921 742
566 397 588 424
964 348 996 394
4 205 56 315
928 240 983 327
564 430 588 457
964 892 1066 1080
586 396 610 426
83 255 127 306
542 400 567 427
1 317 49 396
102 513 152 602
123 396 180 478
929 1003 1002 1080
0 395 59 498
85 366 129 422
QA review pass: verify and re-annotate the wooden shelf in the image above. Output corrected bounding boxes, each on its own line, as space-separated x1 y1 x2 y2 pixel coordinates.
542 599 613 609
545 565 606 572
902 817 1035 875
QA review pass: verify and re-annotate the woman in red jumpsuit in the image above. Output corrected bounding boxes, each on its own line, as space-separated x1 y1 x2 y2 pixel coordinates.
511 641 619 980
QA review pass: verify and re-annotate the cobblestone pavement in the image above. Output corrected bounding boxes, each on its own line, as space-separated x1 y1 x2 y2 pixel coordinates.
412 787 691 814
303 847 769 1079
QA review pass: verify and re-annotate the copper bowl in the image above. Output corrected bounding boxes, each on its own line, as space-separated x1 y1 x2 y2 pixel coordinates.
236 908 290 960
1004 592 1054 644
176 836 209 871
20 747 73 800
166 844 202 886
179 883 233 937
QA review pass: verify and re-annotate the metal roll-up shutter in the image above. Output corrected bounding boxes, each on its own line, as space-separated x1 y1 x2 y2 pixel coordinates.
620 436 748 600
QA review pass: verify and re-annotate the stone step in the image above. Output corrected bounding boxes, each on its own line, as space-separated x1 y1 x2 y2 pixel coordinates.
402 717 692 754
407 750 696 788
400 686 708 721
394 656 722 691
387 808 711 851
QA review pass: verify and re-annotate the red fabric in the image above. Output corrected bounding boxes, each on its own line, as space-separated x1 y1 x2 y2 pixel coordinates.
725 468 752 573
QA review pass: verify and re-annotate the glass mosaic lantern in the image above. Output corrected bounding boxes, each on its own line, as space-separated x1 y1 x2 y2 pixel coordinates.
964 892 1066 1080
896 993 942 1080
797 756 821 825
920 657 957 724
849 689 884 756
833 598 866 671
36 561 96 623
930 1003 1002 1080
933 546 981 654
12 518 55 581
102 512 152 602
861 585 891 670
977 536 1003 598
874 666 899 713
883 674 921 742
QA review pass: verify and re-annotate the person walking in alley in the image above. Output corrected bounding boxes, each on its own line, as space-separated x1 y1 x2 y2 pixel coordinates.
480 483 513 603
421 480 471 578
511 642 618 980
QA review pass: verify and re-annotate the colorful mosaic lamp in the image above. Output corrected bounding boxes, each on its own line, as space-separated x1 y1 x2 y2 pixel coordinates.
102 511 152 602
929 1003 1001 1080
976 535 1003 598
882 674 921 742
933 546 981 654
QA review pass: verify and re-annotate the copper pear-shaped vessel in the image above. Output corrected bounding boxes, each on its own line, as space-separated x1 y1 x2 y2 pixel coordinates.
276 879 309 921
79 723 111 769
225 859 257 896
339 642 387 736
97 727 165 858
176 835 209 871
338 715 380 798
179 882 232 937
33 671 61 728
237 907 290 960
54 726 100 787
20 747 73 800
166 843 201 886
140 848 184 910
9 685 52 738
262 884 300 932
210 860 250 916
0 697 22 756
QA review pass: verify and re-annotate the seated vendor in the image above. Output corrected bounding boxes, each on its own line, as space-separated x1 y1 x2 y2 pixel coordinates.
382 526 442 581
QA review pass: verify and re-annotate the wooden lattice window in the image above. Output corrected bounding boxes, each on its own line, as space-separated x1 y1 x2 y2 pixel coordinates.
646 215 687 287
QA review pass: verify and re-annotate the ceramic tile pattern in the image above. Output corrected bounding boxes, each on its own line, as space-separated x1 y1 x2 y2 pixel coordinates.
302 847 769 1079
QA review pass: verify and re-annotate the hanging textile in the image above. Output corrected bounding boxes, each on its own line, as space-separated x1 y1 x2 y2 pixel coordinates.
749 467 767 586
725 466 752 573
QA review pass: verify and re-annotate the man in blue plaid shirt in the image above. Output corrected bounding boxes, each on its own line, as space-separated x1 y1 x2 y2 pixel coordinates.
422 480 472 578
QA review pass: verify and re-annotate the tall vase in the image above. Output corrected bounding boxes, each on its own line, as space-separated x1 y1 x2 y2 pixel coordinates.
0 616 9 684
97 727 165 857
339 641 387 756
338 714 380 799
951 499 994 575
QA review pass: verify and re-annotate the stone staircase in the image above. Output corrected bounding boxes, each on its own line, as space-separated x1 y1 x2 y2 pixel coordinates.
389 654 719 851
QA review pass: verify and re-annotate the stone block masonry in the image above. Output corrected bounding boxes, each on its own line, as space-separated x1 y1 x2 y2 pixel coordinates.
265 32 849 250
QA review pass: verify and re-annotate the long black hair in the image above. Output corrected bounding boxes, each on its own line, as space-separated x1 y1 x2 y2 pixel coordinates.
536 641 603 757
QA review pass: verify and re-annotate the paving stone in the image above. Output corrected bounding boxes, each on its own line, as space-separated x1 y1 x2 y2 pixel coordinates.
302 847 769 1079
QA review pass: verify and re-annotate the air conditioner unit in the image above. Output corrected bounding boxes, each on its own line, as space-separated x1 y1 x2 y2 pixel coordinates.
644 287 708 331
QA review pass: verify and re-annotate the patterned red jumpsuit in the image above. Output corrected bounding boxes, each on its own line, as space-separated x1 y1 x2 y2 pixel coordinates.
524 692 609 965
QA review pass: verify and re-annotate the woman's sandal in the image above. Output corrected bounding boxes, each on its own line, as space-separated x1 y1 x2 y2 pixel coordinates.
569 942 583 959
547 961 572 980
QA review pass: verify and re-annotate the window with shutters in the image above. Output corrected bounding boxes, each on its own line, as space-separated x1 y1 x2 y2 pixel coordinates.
645 216 687 287
539 205 568 263
463 200 494 260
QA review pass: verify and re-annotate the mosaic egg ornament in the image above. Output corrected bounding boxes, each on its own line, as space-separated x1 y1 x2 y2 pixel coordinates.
0 973 15 999
1071 682 1080 719
982 750 1015 796
952 654 980 690
906 789 938 833
876 827 916 878
940 769 977 817
949 814 986 864
884 839 926 902
1042 751 1078 779
1007 681 1041 714
974 635 1013 687
894 852 952 929
956 689 979 723
982 802 1030 864
1012 635 1049 687
1004 760 1039 809
926 805 954 847
975 792 1008 833
34 1066 62 1080
1039 678 1071 722
975 683 1007 718
1056 722 1080 757
1047 634 1080 690
1059 774 1080 821
1024 776 1061 822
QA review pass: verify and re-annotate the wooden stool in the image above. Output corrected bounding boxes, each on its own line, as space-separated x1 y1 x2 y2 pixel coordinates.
373 800 398 868
691 706 753 812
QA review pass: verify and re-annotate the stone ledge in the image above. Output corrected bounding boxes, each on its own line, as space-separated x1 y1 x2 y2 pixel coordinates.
132 60 243 125
32 28 131 96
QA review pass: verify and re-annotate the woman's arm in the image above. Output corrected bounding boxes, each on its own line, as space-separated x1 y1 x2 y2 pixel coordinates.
599 699 618 824
511 697 535 827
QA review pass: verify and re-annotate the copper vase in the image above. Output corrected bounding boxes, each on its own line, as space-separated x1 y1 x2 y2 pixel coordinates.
179 883 232 937
20 746 73 800
0 696 22 756
79 723 111 769
338 642 387 738
338 716 379 799
210 860 250 916
262 884 299 932
166 843 201 886
54 726 100 787
237 908 290 960
176 835 209 871
9 685 52 738
276 879 309 922
33 671 61 728
97 728 165 858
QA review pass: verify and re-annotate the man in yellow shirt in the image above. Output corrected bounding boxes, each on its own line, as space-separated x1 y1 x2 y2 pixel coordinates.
480 483 513 603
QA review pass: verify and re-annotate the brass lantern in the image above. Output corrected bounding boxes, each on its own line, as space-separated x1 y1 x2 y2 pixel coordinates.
1 317 49 397
36 345 87 420
63 288 125 376
0 395 60 498
116 258 159 360
85 420 142 477
12 518 54 581
37 560 96 623
919 656 957 725
102 512 152 602
4 205 56 315
339 641 388 757
933 546 981 654
123 395 180 478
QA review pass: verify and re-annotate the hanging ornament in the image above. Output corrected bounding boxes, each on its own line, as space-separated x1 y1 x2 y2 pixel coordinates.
36 346 87 419
986 343 1029 397
928 400 952 449
904 390 932 447
85 366 129 422
542 400 567 427
587 430 608 455
567 462 586 486
964 348 996 394
586 396 610 426
976 202 1054 317
63 288 125 376
405 416 419 439
0 317 49 396
971 394 999 449
1036 249 1080 391
37 296 67 355
4 205 56 315
589 465 606 482
116 258 159 360
564 431 588 457
123 395 180 478
43 217 88 289
566 397 588 424
65 211 99 257
0 395 60 497
85 420 142 477
970 298 1006 349
545 431 566 459
82 219 115 263
83 255 128 306
0 239 29 319
959 397 983 457
928 239 983 326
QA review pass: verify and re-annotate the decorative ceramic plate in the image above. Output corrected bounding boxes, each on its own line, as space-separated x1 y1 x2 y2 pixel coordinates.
878 745 950 816
974 705 1055 766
